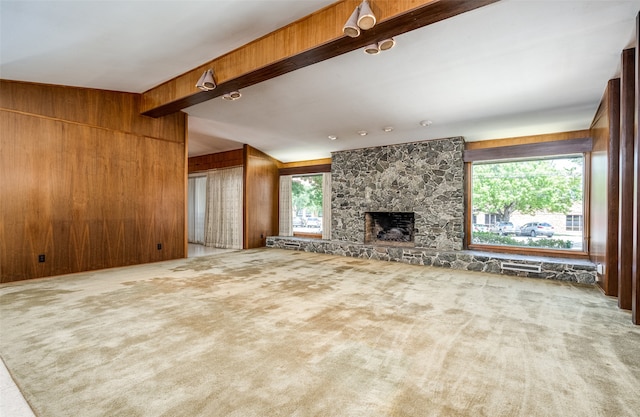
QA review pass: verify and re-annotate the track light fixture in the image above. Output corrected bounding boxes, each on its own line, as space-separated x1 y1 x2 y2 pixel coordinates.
357 0 376 30
343 5 361 38
343 0 376 37
195 69 216 91
363 38 396 55
222 91 242 101
377 38 396 51
364 44 380 55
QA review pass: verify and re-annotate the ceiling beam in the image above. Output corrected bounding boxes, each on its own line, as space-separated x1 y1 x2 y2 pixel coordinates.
141 0 499 118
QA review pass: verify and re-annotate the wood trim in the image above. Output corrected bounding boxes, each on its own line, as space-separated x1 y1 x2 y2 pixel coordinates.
465 130 591 150
280 158 332 169
279 164 332 176
464 162 473 249
141 0 499 117
606 79 621 296
188 149 244 173
619 48 635 310
293 232 323 239
634 13 640 325
463 137 593 162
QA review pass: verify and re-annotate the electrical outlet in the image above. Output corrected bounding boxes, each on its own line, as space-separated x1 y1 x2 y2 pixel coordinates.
38 254 45 263
157 243 162 250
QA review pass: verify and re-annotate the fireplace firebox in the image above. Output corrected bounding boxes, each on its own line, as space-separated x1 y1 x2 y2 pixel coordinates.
364 212 415 247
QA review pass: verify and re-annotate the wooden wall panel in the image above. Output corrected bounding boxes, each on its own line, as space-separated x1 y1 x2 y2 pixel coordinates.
590 79 621 296
243 145 280 249
619 48 636 310
0 81 187 282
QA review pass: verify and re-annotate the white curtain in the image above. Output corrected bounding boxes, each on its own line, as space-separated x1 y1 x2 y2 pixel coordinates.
322 172 332 240
187 176 207 244
204 166 244 249
279 175 293 236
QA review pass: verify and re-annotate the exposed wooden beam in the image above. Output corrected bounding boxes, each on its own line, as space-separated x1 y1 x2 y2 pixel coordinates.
141 0 499 117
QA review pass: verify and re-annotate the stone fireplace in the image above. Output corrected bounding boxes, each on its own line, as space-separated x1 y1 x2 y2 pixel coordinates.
365 212 415 247
268 136 597 284
331 137 465 250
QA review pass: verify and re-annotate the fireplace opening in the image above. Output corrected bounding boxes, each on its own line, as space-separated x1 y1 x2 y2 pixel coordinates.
365 212 415 247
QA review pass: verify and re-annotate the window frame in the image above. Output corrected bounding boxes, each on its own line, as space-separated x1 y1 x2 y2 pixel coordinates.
278 162 331 240
464 136 591 259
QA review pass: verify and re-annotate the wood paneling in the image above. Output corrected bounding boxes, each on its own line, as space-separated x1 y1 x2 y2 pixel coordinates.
188 149 244 173
243 145 280 249
619 48 636 310
0 81 187 282
590 79 621 296
141 0 499 117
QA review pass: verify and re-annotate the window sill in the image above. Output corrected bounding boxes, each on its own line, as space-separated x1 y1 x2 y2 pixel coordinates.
467 243 590 260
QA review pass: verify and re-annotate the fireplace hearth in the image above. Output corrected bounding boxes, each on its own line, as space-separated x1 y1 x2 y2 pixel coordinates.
365 212 415 247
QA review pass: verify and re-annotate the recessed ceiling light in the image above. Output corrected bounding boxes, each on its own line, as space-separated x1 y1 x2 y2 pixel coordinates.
383 126 394 132
420 120 432 127
328 135 338 141
357 130 368 136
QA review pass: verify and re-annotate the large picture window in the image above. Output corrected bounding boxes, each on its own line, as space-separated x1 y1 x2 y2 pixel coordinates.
470 155 584 251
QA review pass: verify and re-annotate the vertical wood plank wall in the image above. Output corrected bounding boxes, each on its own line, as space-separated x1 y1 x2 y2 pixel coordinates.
0 80 187 282
619 48 636 310
590 79 621 295
243 145 280 249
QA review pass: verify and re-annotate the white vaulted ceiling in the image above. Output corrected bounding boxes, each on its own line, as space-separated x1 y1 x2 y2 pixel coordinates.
2 0 639 162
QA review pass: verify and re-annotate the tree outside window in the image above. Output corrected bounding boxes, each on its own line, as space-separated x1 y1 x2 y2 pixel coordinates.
292 174 323 232
471 156 584 250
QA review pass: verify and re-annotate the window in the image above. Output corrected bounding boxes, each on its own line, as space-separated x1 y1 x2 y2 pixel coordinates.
566 214 583 232
279 172 331 239
470 155 584 252
292 174 323 235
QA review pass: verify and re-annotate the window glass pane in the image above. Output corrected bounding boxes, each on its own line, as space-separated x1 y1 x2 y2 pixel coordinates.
292 174 323 235
471 156 584 251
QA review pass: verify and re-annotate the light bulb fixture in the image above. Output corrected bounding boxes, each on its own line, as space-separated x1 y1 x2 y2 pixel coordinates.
222 91 242 101
357 130 368 136
378 38 396 51
420 120 433 127
328 135 338 141
383 126 394 132
343 0 377 38
363 44 380 55
342 5 361 38
196 69 216 91
357 0 376 30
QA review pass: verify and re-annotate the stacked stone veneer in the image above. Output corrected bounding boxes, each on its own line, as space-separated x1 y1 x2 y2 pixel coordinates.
266 237 596 284
331 138 464 250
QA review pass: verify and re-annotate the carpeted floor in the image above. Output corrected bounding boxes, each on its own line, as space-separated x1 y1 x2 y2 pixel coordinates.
0 249 638 417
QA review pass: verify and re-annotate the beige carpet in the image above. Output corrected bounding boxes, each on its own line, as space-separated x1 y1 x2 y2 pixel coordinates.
0 249 638 417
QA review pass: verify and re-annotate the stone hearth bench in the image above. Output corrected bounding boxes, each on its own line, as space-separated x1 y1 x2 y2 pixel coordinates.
266 236 596 284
